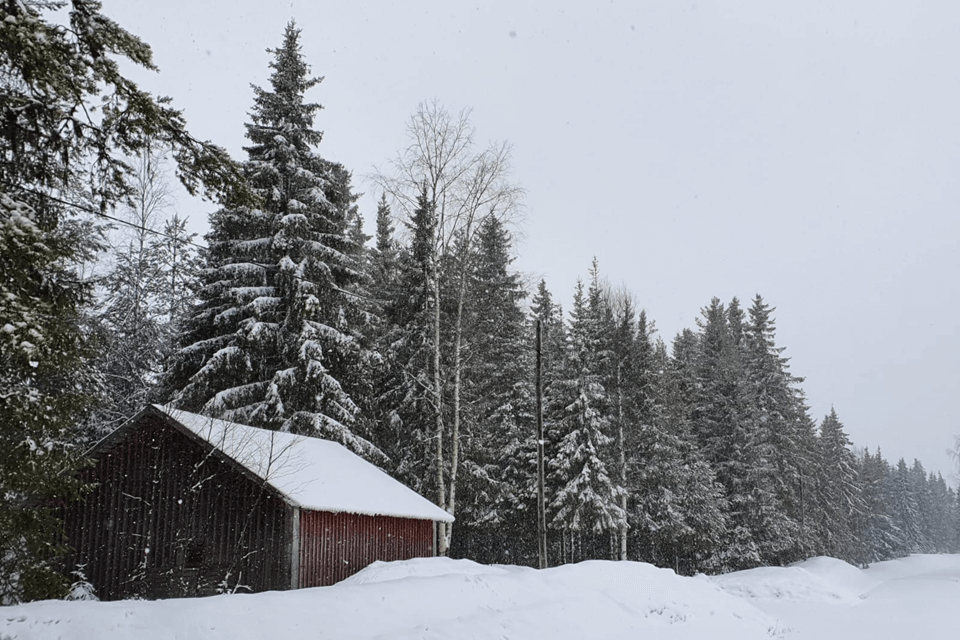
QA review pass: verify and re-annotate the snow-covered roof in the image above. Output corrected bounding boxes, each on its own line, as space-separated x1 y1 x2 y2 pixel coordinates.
148 405 453 523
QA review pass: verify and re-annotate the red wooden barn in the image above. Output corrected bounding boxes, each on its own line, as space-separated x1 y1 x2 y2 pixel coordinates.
63 404 453 600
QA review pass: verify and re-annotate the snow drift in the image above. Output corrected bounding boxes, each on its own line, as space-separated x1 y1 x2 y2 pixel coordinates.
3 554 959 639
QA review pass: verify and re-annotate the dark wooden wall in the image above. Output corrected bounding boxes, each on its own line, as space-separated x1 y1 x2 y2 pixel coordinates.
298 511 433 587
63 414 292 600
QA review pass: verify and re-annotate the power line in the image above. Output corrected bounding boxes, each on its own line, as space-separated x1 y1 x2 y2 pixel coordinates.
10 187 386 304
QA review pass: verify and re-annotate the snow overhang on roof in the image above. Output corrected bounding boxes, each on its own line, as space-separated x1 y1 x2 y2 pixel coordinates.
149 405 454 523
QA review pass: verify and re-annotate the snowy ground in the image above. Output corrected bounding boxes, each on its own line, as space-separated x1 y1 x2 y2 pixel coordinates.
2 554 959 639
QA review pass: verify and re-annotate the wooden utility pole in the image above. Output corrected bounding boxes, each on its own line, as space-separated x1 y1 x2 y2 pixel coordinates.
536 320 548 569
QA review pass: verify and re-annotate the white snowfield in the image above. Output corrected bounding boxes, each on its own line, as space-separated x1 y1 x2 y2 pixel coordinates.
3 554 959 639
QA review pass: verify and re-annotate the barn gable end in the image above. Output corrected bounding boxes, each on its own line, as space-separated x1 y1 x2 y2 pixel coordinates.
64 409 292 599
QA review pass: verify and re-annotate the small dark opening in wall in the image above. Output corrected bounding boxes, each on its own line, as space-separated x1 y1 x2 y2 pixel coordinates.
185 540 204 568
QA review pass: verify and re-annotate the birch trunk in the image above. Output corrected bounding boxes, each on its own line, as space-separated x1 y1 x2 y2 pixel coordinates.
443 259 470 554
617 363 628 561
432 273 448 556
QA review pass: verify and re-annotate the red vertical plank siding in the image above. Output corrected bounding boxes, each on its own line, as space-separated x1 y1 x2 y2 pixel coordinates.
298 510 435 588
61 414 290 600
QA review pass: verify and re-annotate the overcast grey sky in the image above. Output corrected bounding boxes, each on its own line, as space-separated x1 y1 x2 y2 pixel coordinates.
103 0 960 479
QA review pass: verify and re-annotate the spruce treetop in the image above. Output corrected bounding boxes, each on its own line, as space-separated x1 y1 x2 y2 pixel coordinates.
245 21 323 161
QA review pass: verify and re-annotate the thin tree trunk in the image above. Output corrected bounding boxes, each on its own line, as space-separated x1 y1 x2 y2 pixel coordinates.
445 269 469 554
432 273 448 555
617 363 628 561
536 321 548 569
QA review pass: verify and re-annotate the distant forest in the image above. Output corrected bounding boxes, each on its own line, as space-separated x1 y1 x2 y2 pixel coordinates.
2 3 957 604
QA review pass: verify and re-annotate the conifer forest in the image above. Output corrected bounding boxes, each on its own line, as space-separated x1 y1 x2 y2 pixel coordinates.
2 2 958 604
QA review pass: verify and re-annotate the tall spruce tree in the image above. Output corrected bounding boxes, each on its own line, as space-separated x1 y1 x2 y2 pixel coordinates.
369 193 399 307
890 458 923 555
815 408 865 562
630 320 728 574
953 486 960 553
451 215 533 563
908 460 934 553
548 267 625 562
372 187 439 490
691 299 753 567
154 214 204 338
743 295 808 563
164 22 378 459
530 279 567 392
692 297 788 569
927 472 954 553
859 448 902 563
92 227 165 433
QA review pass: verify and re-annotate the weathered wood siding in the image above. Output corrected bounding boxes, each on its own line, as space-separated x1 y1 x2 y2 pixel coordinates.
63 414 291 600
298 511 434 587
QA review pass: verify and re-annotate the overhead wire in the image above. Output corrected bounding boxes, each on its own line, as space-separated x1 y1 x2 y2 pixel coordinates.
9 187 387 304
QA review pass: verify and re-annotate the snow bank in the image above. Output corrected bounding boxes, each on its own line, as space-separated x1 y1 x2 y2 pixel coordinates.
862 552 960 583
338 556 515 585
710 556 878 604
4 554 959 640
1 559 778 640
713 554 960 639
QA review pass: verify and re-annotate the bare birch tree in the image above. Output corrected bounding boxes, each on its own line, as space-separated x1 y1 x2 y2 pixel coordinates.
375 100 522 554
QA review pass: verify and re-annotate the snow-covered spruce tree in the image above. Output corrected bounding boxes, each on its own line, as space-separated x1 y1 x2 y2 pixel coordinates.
1 0 246 602
890 458 924 556
926 472 954 553
449 215 534 564
368 193 400 309
787 390 824 558
953 486 960 553
690 299 743 466
662 328 699 438
858 448 902 563
530 279 568 394
742 295 810 563
164 23 379 458
91 223 166 434
548 268 626 563
0 195 95 603
372 186 440 492
154 214 204 345
629 318 728 574
814 408 866 562
692 297 787 570
365 192 404 459
907 460 935 553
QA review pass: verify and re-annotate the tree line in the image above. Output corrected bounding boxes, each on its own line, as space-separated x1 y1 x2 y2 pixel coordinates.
1 2 957 603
